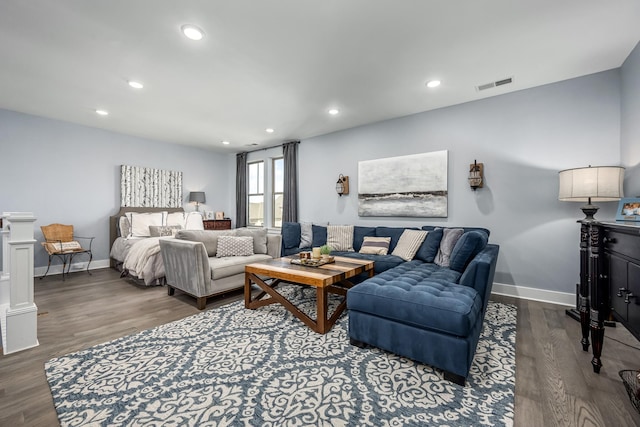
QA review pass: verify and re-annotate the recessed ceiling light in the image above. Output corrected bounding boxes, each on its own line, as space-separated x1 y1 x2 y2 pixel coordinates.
328 109 339 115
128 81 144 89
222 140 230 145
95 109 109 116
181 24 204 41
426 80 441 88
265 128 274 133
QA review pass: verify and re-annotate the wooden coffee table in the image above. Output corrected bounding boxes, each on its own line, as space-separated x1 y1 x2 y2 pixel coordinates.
244 256 374 334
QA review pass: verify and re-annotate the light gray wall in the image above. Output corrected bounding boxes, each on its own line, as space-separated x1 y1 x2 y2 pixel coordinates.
0 109 231 268
621 41 640 197
295 70 621 295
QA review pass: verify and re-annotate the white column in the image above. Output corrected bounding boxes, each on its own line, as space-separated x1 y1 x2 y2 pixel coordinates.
0 212 39 354
0 215 10 305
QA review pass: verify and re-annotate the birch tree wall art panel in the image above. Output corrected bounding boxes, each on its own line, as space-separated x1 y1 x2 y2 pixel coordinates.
121 165 183 208
358 150 448 217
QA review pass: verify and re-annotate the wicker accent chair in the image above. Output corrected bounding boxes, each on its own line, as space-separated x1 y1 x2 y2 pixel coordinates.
40 224 94 280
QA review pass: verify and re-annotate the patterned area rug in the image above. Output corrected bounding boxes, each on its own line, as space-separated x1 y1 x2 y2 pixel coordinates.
45 285 516 426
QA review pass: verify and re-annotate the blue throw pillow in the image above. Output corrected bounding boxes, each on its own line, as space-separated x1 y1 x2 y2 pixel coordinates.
353 226 376 252
312 224 327 247
415 227 444 262
281 222 301 249
449 230 489 273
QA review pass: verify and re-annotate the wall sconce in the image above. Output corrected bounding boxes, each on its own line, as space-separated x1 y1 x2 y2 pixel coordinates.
188 191 206 211
468 160 483 191
336 174 349 196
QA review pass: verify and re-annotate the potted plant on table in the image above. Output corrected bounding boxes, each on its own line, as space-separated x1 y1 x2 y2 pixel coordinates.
320 244 332 260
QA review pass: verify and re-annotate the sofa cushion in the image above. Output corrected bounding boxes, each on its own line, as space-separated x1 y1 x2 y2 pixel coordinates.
416 228 443 262
216 236 254 257
282 222 301 249
311 224 327 247
359 236 391 255
176 229 236 257
391 229 428 261
434 228 464 267
347 262 477 337
236 227 268 254
449 230 489 273
299 222 313 248
353 226 377 252
375 226 417 252
327 225 354 252
208 254 272 280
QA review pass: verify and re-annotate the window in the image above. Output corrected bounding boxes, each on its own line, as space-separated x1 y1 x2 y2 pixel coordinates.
248 161 264 226
273 157 284 227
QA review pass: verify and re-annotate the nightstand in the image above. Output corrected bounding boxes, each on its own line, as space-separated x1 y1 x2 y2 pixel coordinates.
203 219 232 230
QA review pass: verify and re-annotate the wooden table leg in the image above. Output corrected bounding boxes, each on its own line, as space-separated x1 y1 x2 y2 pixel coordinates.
317 286 328 334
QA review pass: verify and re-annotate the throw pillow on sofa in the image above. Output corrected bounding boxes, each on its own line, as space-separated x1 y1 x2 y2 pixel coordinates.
391 229 428 261
312 224 328 247
327 225 354 252
415 227 444 262
299 222 313 248
449 230 489 272
359 236 391 255
236 227 268 254
282 222 301 249
216 236 254 257
434 228 464 267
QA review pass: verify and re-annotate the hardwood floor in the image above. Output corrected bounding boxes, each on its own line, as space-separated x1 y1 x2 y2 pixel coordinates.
1 269 639 426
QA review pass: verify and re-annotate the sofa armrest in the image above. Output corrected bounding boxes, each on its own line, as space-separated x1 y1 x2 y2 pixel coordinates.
458 243 499 312
159 239 211 297
267 234 282 258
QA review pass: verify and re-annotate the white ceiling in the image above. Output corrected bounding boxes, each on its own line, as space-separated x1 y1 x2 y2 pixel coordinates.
1 1 639 153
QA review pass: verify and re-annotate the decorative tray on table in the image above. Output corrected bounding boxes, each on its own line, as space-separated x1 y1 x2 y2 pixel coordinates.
290 257 335 267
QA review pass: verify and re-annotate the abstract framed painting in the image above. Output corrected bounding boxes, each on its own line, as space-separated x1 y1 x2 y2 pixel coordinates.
358 150 448 217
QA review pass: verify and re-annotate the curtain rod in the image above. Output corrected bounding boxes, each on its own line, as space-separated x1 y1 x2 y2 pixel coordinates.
243 140 299 154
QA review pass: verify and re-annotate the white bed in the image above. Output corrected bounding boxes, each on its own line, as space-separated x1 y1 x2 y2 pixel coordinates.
109 208 204 286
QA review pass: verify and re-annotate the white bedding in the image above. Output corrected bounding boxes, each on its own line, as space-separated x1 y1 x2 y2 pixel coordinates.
122 237 173 285
110 211 205 286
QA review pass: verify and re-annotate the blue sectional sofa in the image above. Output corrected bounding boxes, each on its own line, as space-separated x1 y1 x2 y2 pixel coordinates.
281 222 499 386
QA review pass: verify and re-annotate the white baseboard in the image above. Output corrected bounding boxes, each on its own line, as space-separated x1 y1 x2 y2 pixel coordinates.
491 282 575 307
33 259 111 278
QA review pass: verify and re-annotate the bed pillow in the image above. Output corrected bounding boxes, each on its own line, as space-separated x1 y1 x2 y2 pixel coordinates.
166 212 186 228
216 236 254 257
127 212 164 237
118 216 131 238
327 225 354 252
149 225 182 237
391 229 428 261
236 227 268 254
184 212 205 230
434 228 465 267
359 236 391 255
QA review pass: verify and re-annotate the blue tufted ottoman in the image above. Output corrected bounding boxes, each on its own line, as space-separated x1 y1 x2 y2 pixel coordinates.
347 254 496 386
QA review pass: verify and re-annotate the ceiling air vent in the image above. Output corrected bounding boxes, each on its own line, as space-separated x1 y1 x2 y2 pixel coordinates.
476 76 513 92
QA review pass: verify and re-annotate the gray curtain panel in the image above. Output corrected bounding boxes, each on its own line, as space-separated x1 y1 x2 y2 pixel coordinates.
235 152 248 228
282 141 299 222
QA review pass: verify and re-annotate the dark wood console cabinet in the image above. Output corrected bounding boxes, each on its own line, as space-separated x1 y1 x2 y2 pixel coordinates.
601 222 640 340
203 219 232 230
578 220 640 373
